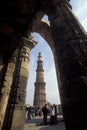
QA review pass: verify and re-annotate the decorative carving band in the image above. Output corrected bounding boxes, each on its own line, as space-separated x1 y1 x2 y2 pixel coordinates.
19 37 37 50
14 105 26 111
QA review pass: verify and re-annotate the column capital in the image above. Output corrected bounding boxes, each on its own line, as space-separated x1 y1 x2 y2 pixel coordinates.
19 37 37 50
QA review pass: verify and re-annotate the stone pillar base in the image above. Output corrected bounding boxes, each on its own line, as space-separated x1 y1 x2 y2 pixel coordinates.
11 105 26 130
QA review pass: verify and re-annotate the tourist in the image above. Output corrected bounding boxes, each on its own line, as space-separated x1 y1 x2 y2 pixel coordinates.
39 109 43 117
50 105 55 125
26 105 29 119
53 104 58 124
42 104 49 125
27 106 32 120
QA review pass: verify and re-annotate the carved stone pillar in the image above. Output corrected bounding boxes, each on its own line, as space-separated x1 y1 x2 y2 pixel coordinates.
45 0 87 130
0 55 16 130
10 37 37 130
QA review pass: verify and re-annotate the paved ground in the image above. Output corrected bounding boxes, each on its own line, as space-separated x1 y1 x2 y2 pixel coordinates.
24 123 65 130
24 116 66 130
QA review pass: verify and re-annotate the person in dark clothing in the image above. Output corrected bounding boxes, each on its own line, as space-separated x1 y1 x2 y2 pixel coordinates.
27 106 32 120
42 104 49 125
53 104 58 124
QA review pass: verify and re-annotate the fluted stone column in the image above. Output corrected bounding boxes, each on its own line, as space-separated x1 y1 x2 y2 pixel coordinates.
42 0 87 129
10 37 37 130
0 55 16 130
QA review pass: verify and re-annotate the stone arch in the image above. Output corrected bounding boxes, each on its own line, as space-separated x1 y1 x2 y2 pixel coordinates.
30 2 87 129
33 19 54 50
31 16 61 103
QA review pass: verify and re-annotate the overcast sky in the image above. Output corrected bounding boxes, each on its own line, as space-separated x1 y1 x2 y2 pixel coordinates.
26 0 87 106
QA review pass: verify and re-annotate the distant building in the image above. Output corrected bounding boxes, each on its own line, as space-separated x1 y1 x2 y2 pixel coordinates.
33 52 47 108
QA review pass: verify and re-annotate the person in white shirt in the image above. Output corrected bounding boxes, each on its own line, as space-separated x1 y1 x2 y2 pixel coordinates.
50 105 55 125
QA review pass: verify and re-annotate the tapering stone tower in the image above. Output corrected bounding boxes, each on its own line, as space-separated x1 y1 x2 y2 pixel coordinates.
33 52 46 108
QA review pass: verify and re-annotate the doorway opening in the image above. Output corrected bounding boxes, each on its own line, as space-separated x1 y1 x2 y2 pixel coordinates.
25 33 65 127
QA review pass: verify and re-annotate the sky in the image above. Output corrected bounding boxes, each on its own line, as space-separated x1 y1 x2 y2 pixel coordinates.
26 0 87 106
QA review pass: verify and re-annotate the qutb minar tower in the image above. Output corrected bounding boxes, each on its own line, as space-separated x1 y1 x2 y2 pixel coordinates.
33 52 47 108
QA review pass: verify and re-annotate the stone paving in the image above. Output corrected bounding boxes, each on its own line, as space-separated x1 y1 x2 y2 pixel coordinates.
24 116 66 130
24 123 65 130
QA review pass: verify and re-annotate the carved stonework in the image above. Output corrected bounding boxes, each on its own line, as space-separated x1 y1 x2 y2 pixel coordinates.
0 55 16 130
20 46 30 62
10 36 37 130
16 77 27 104
15 46 30 105
11 37 37 106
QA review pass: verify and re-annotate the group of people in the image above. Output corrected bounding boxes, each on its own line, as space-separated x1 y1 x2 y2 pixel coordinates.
42 104 58 125
26 104 58 125
26 106 43 119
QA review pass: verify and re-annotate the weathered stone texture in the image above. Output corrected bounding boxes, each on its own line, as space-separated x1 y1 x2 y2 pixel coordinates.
20 68 29 78
46 1 87 130
10 37 36 130
11 105 26 130
0 60 16 130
